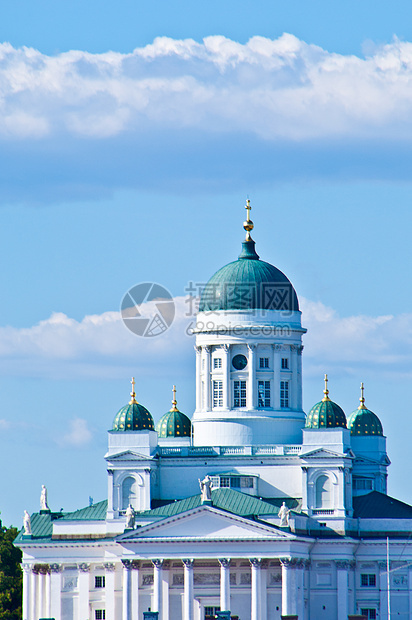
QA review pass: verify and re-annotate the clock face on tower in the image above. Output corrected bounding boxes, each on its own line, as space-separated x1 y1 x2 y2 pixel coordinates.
232 354 248 370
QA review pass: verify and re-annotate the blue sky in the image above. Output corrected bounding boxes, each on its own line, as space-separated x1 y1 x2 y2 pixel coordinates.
1 1 412 527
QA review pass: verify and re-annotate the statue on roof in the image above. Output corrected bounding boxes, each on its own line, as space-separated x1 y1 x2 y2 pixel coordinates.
199 475 213 502
40 485 50 511
125 504 135 529
23 510 31 535
278 501 290 527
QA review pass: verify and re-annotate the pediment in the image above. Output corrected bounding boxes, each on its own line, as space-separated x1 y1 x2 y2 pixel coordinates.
119 506 296 542
300 448 346 459
105 450 154 462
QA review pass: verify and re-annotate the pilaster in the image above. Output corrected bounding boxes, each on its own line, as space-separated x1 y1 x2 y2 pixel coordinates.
78 563 90 620
104 563 116 620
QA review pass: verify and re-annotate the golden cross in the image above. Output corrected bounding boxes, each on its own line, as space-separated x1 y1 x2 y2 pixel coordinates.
130 377 137 404
323 373 330 401
171 385 177 410
245 199 251 221
359 382 365 408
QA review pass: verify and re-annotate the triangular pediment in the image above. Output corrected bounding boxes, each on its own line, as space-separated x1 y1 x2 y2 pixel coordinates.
300 448 349 459
105 450 154 462
119 505 296 542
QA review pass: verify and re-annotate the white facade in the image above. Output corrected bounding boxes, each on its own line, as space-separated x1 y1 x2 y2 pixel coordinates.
16 221 412 620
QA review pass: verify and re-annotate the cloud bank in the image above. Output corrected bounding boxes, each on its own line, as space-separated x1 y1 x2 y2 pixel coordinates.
3 35 412 201
0 297 411 379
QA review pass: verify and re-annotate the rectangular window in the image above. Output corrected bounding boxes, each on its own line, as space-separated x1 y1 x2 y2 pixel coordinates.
281 358 289 369
241 477 254 488
95 576 105 589
205 607 220 620
354 478 373 491
95 611 106 620
259 357 269 368
258 380 271 407
230 477 241 488
280 381 289 408
220 477 230 487
234 380 247 407
213 358 222 369
361 574 376 587
213 380 223 408
361 610 376 620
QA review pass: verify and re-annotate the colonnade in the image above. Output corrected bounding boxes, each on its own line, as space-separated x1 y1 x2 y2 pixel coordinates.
22 556 310 620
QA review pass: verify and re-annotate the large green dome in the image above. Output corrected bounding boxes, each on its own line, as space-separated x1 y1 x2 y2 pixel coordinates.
199 239 299 313
156 387 191 438
347 386 383 436
305 376 347 429
112 380 155 432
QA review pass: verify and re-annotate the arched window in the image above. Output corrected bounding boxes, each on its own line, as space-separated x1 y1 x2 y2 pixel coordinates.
122 476 137 510
315 475 332 508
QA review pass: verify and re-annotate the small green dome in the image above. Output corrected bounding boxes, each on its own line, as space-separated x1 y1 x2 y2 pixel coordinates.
156 386 191 438
112 402 155 431
112 379 155 432
347 407 383 436
305 399 347 429
305 376 347 429
199 238 299 312
347 386 383 436
156 409 191 438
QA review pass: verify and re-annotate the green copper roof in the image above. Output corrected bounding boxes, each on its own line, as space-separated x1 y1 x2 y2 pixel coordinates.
199 239 299 312
347 406 383 436
156 409 191 438
60 500 108 521
141 488 299 519
112 402 155 432
305 399 347 429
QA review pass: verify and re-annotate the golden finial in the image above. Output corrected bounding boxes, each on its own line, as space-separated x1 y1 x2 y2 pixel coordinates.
359 382 366 409
243 198 254 240
322 374 330 402
129 377 137 404
170 385 178 412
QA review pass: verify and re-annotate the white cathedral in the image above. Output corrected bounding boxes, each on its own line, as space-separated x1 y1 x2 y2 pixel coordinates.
15 203 412 620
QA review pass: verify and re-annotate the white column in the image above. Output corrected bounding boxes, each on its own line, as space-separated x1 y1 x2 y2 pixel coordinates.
183 559 194 620
280 558 297 617
105 563 116 620
107 469 115 518
38 571 45 618
379 562 388 620
204 346 211 410
132 563 140 620
30 568 37 620
50 564 62 620
45 570 51 618
336 560 349 620
219 559 231 611
261 564 267 620
222 344 230 409
297 561 305 620
152 560 163 618
162 562 170 620
122 560 132 620
195 346 202 411
250 558 262 620
247 344 257 409
22 565 30 620
78 563 90 620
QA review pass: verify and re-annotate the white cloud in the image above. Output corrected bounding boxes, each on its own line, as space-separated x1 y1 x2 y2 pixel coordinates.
300 298 412 377
62 418 93 446
0 296 411 380
2 35 412 142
